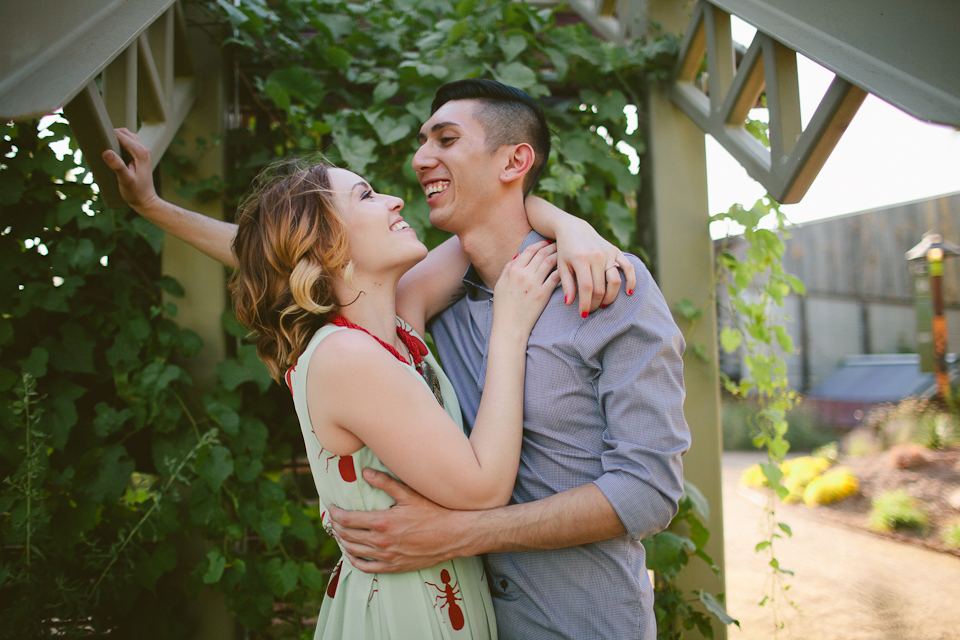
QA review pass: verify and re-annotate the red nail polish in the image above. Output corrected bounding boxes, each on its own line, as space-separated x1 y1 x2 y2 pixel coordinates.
564 295 568 305
627 288 633 295
581 311 588 318
513 253 518 260
601 304 607 309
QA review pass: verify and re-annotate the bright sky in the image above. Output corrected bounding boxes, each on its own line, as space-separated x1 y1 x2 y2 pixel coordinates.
707 18 960 239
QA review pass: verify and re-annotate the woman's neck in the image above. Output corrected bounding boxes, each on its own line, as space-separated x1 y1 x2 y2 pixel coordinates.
334 272 403 350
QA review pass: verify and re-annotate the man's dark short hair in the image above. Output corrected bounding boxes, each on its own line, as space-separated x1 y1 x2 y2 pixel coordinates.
432 79 550 195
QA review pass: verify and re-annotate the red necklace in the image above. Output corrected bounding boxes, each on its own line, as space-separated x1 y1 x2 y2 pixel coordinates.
327 316 443 408
331 315 428 367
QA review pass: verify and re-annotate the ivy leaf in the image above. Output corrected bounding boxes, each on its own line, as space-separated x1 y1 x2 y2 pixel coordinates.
21 346 48 379
683 479 710 520
129 217 165 254
642 531 694 575
603 200 633 246
697 590 739 627
773 326 793 353
543 47 569 81
199 445 234 491
159 275 185 298
93 403 134 437
373 81 399 104
332 132 378 176
265 67 326 109
720 327 741 353
87 444 135 502
216 344 273 393
216 0 249 26
494 62 537 89
300 561 326 591
287 505 318 545
264 558 299 597
777 522 793 537
596 90 627 123
203 549 227 584
136 542 178 591
205 400 240 436
498 32 527 62
674 299 703 323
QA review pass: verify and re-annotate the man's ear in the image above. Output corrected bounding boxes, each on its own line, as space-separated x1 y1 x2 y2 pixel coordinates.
499 143 535 186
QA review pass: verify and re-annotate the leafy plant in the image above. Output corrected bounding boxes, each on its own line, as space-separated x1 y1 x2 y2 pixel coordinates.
644 481 739 639
869 488 929 532
941 519 960 549
712 195 806 631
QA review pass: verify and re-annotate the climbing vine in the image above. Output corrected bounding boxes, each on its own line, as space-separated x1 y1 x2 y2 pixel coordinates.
714 196 805 632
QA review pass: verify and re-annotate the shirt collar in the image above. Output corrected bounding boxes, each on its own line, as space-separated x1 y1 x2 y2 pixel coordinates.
461 230 548 299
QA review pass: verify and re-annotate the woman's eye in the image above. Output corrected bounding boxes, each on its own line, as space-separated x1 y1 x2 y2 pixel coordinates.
361 190 373 200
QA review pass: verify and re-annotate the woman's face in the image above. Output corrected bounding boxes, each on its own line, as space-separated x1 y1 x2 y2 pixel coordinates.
328 168 427 275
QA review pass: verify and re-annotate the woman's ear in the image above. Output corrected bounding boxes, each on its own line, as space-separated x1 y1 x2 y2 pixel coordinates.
499 143 535 186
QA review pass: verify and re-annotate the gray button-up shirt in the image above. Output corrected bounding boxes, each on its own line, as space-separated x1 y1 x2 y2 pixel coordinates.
429 231 690 640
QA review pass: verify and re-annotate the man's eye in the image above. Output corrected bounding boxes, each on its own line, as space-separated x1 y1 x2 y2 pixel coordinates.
440 137 455 145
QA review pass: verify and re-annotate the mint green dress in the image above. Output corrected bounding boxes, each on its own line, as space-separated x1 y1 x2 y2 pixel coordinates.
288 320 498 640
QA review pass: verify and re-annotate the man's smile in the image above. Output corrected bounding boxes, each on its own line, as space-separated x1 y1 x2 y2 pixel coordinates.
424 180 450 201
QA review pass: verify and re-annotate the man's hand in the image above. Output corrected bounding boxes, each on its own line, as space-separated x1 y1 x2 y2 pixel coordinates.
101 128 161 212
328 469 464 573
555 217 637 316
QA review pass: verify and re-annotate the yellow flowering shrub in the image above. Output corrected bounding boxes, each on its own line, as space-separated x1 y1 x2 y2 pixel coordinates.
803 469 859 507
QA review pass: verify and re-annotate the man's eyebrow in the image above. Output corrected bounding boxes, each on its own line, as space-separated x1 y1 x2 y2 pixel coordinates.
417 121 461 142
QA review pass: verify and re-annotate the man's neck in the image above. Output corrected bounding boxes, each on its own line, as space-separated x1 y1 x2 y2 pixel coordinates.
457 201 532 290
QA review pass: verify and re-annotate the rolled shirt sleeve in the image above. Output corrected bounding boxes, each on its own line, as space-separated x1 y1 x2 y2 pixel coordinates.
584 256 691 540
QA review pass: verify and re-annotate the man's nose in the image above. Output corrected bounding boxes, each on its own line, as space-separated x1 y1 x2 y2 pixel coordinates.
412 144 436 172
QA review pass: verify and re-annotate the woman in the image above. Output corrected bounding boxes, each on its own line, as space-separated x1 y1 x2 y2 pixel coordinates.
104 130 631 639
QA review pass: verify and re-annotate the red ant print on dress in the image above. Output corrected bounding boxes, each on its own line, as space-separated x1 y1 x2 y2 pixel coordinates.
327 560 343 598
318 448 357 483
425 569 464 630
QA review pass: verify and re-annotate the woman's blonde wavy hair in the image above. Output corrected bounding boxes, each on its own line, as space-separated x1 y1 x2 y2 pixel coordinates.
229 158 353 380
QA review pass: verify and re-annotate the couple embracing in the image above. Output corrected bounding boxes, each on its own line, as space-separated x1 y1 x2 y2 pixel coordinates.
105 79 690 639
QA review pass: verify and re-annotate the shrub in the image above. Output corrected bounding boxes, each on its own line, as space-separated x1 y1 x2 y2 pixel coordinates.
781 456 831 503
869 488 929 532
863 397 960 450
941 519 960 549
803 469 858 507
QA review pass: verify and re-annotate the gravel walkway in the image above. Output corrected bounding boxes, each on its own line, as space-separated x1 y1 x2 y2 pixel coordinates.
722 452 960 640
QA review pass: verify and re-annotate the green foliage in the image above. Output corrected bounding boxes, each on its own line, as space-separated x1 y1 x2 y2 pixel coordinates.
863 396 960 450
721 397 836 452
941 519 960 549
643 481 739 639
869 488 929 532
0 118 335 637
204 0 678 254
713 196 806 630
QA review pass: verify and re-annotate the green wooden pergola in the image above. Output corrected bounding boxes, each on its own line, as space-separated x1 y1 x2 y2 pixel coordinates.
3 1 958 637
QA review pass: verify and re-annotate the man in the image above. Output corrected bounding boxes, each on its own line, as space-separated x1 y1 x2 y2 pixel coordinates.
328 80 689 639
104 79 689 639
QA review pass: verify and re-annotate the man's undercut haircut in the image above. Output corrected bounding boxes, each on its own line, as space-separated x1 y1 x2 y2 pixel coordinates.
432 79 551 195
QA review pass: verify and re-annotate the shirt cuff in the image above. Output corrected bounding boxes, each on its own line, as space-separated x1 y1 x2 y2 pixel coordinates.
593 470 679 540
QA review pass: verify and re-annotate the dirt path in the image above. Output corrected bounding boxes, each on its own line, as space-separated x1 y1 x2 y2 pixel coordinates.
722 452 960 640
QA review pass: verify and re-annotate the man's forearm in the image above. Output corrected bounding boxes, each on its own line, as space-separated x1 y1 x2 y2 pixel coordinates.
451 483 627 557
137 198 239 269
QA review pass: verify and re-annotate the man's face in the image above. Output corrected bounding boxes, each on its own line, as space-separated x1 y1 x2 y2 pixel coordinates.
412 99 503 234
